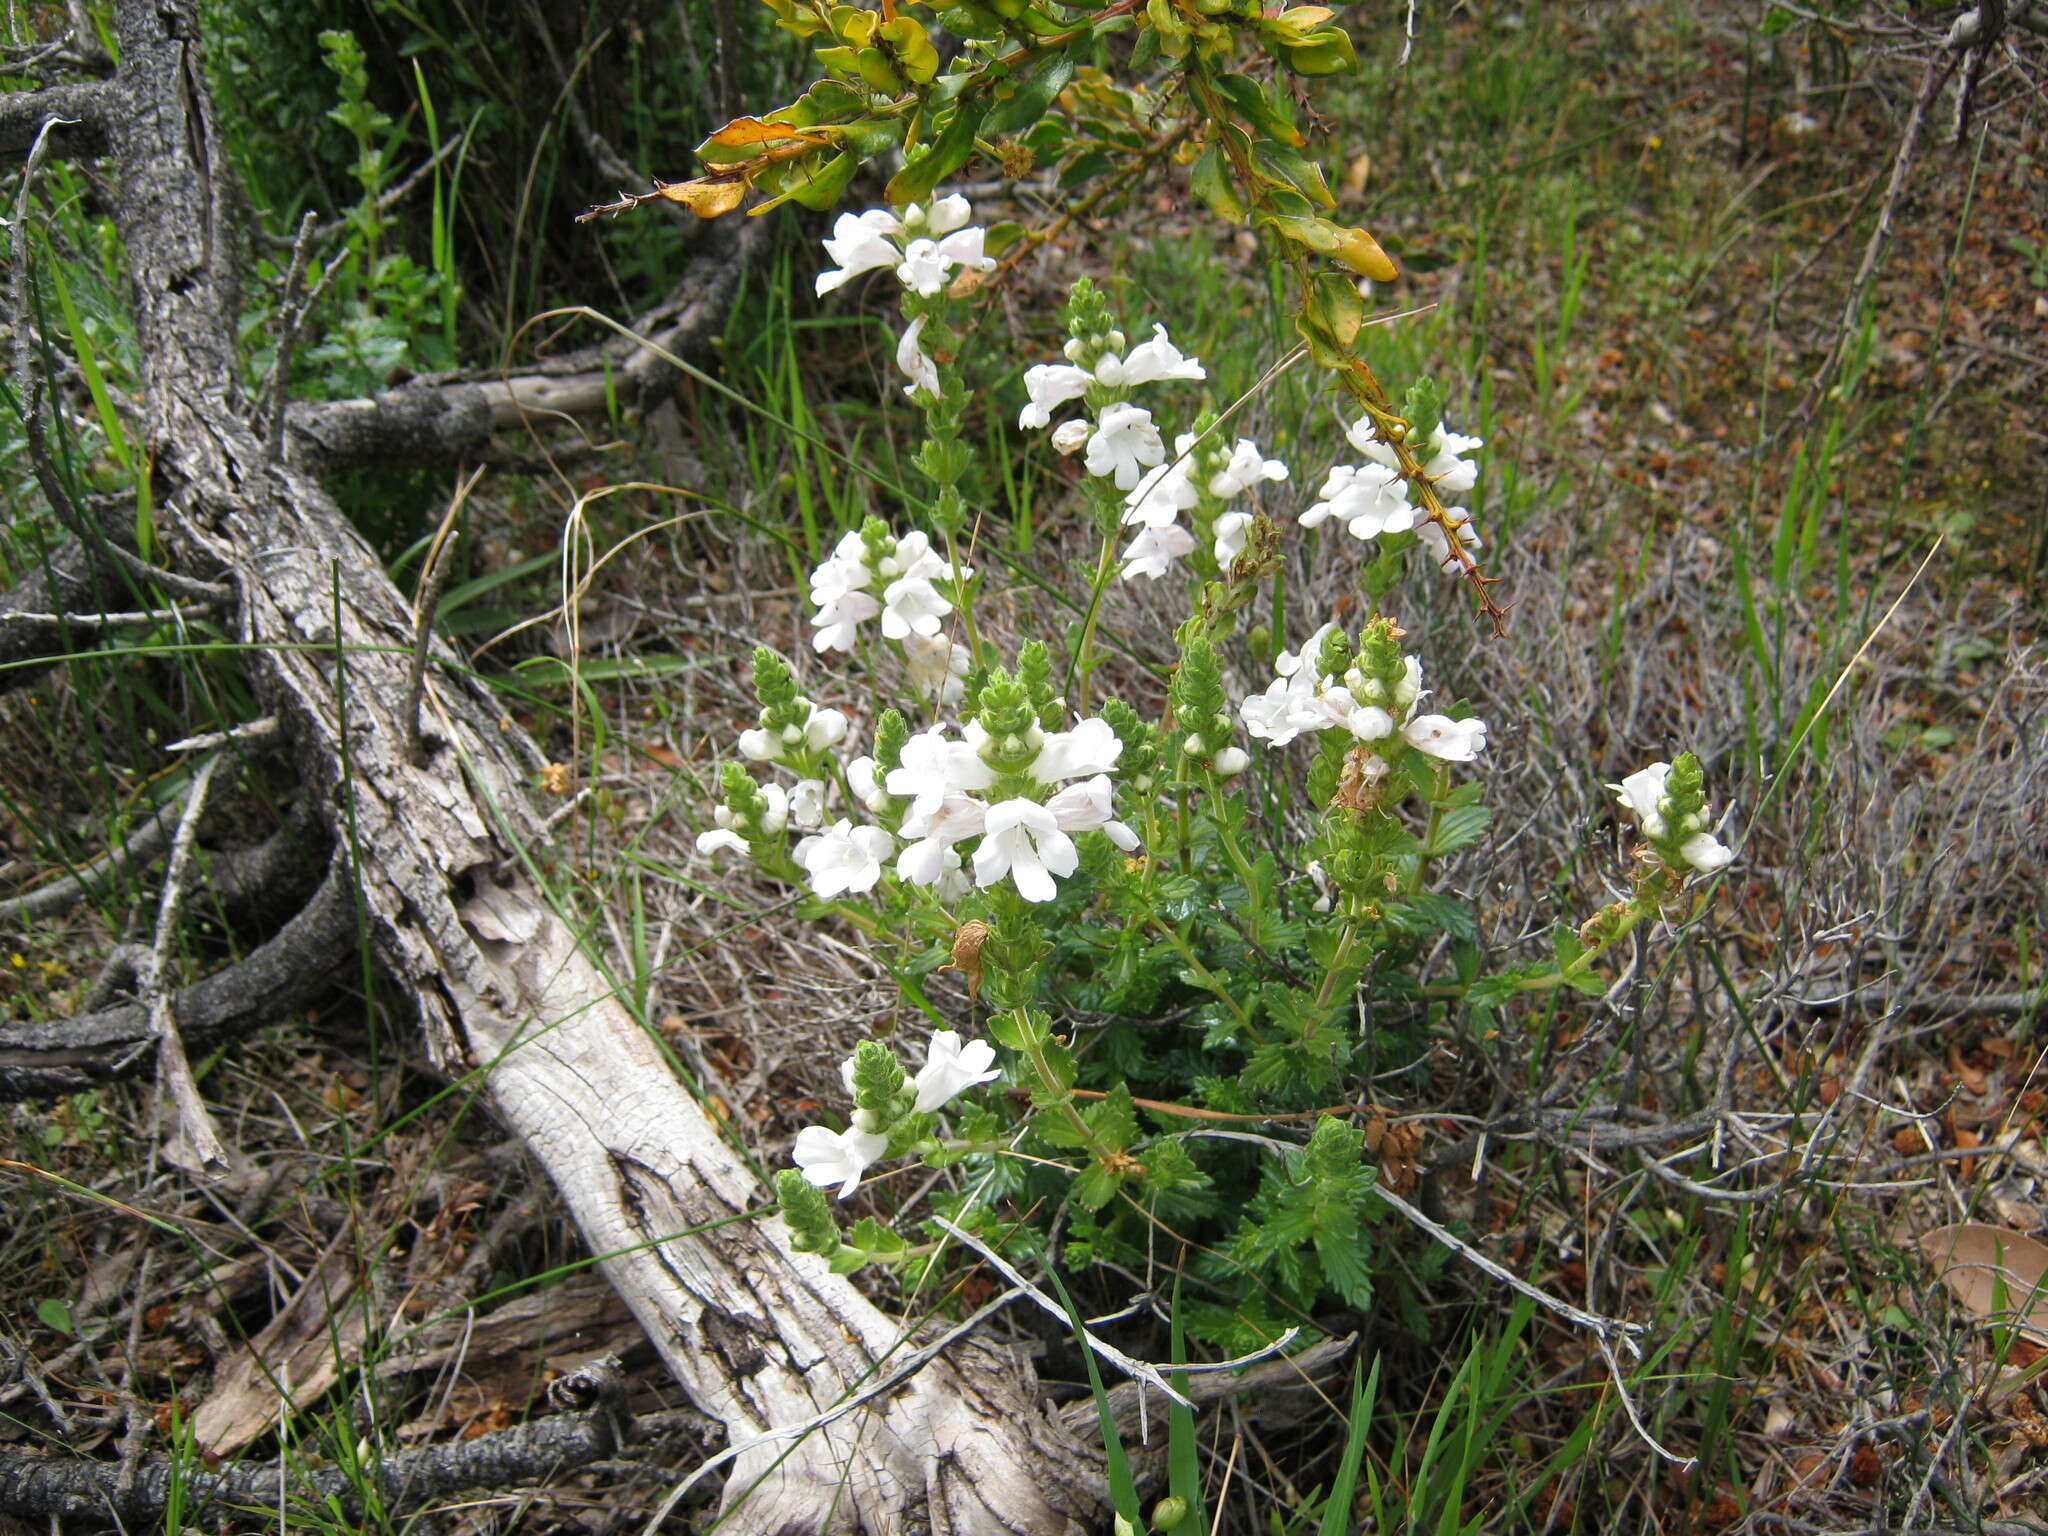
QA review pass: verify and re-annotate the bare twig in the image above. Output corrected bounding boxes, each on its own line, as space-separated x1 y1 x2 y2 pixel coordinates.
405 466 483 764
136 753 234 1175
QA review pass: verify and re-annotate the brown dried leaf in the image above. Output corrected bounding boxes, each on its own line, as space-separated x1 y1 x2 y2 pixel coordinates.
1918 1223 2048 1342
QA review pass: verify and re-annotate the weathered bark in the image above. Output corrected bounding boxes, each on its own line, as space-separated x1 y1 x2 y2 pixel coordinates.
1 3 1108 1529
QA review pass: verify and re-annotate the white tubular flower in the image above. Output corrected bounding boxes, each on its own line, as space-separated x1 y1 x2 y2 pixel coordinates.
1611 762 1672 838
810 528 873 600
1019 364 1094 430
1213 746 1250 776
1050 419 1091 455
896 315 941 398
1101 323 1206 387
793 819 896 898
1351 419 1484 497
695 827 750 858
1042 774 1139 850
1301 462 1416 541
1030 716 1123 782
1085 403 1165 490
1403 713 1488 761
816 209 904 296
924 194 973 235
847 756 891 813
790 778 827 830
895 238 953 297
1681 832 1734 873
738 728 778 761
804 706 850 751
1323 688 1397 743
1213 511 1253 566
1121 446 1200 528
1306 859 1333 913
792 1123 891 1199
935 225 995 278
1118 522 1195 581
1418 506 1483 571
1239 625 1339 746
879 529 952 582
888 728 994 814
1209 438 1290 500
881 575 951 640
912 1031 1001 1113
973 799 1078 903
812 590 881 653
903 632 969 703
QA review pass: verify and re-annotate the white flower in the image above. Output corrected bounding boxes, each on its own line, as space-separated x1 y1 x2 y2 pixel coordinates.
1611 762 1672 839
888 727 994 813
1121 445 1200 528
1351 419 1484 497
973 798 1077 903
922 194 973 236
1402 713 1488 761
816 209 903 296
793 819 895 898
812 589 880 652
1322 687 1397 743
1680 832 1734 873
1209 438 1289 500
912 1031 1001 1113
1030 716 1123 782
1306 858 1333 913
792 1123 891 1199
1118 522 1194 581
896 315 941 398
805 706 850 751
695 827 750 858
1096 323 1206 387
903 632 969 703
1301 462 1416 541
1213 745 1250 776
881 575 951 640
1085 402 1165 490
789 778 827 829
1213 511 1253 566
1019 364 1093 430
934 225 995 278
877 529 948 582
895 237 953 297
738 728 778 761
847 756 891 813
1239 626 1340 746
1050 419 1091 455
1042 774 1139 850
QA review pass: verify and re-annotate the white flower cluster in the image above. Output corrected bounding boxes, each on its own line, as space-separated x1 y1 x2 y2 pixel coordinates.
1610 763 1735 874
884 714 1138 904
1017 324 1207 489
1301 418 1484 571
816 196 997 298
810 524 972 701
1118 432 1290 583
1240 623 1488 767
815 196 998 400
793 1030 1001 1198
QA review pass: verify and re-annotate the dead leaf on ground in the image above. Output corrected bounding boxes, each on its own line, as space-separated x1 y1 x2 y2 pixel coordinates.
1918 1223 2048 1342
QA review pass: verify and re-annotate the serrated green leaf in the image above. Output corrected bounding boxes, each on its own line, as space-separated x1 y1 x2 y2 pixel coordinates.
1425 802 1493 856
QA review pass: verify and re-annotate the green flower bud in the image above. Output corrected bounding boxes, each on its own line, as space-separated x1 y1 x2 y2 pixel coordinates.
1151 1496 1189 1531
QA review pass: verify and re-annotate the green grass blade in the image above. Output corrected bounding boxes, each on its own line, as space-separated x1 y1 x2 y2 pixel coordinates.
1318 1353 1378 1536
1047 1268 1141 1526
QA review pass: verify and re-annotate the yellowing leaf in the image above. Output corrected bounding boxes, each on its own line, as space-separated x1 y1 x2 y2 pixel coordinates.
653 176 750 218
706 116 831 148
1333 226 1398 282
1919 1223 2048 1342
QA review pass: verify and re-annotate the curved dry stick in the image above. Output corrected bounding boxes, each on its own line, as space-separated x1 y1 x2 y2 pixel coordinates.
0 857 356 1101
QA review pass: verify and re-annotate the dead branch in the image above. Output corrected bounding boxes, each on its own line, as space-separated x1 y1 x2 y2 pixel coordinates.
281 219 756 473
0 857 356 1100
0 79 110 158
0 1356 632 1526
